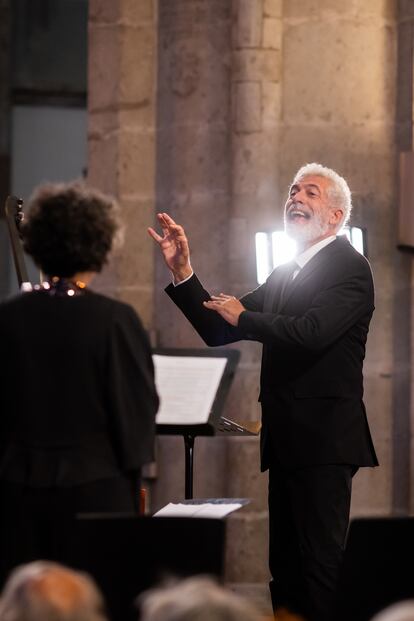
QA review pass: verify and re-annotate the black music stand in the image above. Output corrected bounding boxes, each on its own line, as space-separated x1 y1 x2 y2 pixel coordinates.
334 517 414 621
154 348 256 499
70 514 226 621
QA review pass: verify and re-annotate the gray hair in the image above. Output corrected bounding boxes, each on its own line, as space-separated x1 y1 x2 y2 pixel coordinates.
370 601 414 621
138 576 259 621
293 162 352 226
0 562 107 621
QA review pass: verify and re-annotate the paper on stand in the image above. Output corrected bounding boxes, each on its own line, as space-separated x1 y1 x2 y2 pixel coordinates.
153 355 227 425
153 502 243 519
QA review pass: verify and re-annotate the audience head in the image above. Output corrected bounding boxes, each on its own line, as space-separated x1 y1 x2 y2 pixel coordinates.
138 576 259 621
22 181 120 278
0 561 107 621
370 601 414 621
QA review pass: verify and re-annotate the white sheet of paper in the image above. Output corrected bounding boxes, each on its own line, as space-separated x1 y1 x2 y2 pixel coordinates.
153 502 242 518
153 355 227 425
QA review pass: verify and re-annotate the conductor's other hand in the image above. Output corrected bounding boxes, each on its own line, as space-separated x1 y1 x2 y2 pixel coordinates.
148 213 193 284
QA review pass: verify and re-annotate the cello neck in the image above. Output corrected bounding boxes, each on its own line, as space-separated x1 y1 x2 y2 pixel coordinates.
4 195 31 288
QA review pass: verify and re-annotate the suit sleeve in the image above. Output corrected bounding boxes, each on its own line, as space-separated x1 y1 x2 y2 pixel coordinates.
165 274 267 346
238 261 374 351
106 304 159 471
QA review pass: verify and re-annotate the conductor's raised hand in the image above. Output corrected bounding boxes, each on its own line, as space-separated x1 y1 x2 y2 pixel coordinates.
148 213 193 284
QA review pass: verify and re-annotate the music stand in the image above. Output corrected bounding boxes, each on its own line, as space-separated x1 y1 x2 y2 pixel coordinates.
70 514 226 621
334 517 414 621
153 348 257 499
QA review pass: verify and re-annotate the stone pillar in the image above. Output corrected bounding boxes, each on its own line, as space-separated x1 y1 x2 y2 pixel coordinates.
150 0 232 509
88 0 157 327
224 0 283 588
281 1 397 515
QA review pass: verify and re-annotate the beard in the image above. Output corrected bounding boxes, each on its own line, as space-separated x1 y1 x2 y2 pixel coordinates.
284 209 330 246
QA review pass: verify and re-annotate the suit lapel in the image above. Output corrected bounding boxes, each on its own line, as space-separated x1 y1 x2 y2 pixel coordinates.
264 261 297 313
279 237 346 310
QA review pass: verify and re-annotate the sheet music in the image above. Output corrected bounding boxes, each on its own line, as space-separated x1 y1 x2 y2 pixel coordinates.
153 355 227 425
153 502 243 518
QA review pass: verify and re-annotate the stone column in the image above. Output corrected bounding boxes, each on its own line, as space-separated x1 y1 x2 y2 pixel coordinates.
88 0 157 327
224 0 283 588
150 0 232 509
281 1 397 515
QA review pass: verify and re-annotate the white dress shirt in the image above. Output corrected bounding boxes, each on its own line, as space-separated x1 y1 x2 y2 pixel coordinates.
292 235 337 279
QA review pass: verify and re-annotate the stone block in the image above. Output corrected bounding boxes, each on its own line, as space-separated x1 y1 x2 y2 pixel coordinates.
262 17 282 50
228 217 249 261
225 509 269 582
150 436 185 511
392 0 414 19
119 105 156 134
157 126 230 197
89 0 155 24
282 21 396 125
227 584 272 616
363 374 392 440
88 24 120 112
235 0 263 48
263 0 282 18
88 23 156 114
89 0 121 23
226 437 267 507
225 367 261 423
118 129 156 198
117 285 154 328
87 133 119 195
234 81 262 133
115 197 156 289
157 43 230 130
262 81 281 127
283 0 353 18
90 257 119 299
194 436 227 498
88 110 118 138
232 49 281 82
232 133 279 196
119 25 156 105
121 0 155 24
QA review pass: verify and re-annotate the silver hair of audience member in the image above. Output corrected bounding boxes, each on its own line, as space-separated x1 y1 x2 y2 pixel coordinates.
138 576 260 621
370 602 414 621
0 561 108 621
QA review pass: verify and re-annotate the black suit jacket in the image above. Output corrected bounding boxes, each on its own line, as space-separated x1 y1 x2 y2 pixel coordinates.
166 237 378 470
0 290 159 487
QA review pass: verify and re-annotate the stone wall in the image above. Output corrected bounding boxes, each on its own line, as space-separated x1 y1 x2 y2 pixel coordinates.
280 0 397 516
87 0 409 593
88 0 157 327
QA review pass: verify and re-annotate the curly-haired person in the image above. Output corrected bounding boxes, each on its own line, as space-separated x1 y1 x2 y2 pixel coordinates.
0 182 158 585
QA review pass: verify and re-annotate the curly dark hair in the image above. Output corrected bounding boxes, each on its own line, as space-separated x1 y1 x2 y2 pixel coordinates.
22 182 120 277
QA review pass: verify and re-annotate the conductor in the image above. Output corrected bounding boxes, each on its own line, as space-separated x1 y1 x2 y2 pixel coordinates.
149 163 378 621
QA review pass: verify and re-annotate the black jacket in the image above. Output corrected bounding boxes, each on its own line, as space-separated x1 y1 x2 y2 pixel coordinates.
166 236 378 470
0 289 158 487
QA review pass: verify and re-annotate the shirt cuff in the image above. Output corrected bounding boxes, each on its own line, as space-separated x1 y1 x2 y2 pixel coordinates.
172 270 194 287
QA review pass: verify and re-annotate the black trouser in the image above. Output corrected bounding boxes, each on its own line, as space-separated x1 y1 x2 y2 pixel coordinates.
0 474 140 587
268 462 357 621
